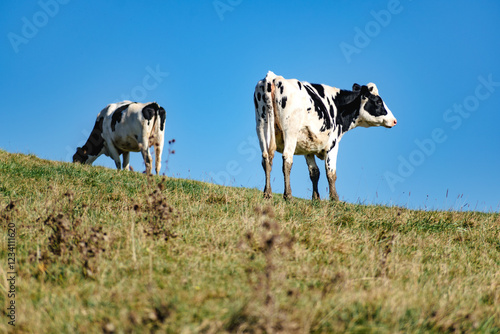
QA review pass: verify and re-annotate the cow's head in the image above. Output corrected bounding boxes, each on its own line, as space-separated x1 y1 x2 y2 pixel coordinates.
353 83 397 128
72 117 105 165
73 144 103 165
73 146 88 164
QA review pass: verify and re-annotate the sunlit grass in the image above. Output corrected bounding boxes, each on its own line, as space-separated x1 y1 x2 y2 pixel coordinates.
0 149 499 333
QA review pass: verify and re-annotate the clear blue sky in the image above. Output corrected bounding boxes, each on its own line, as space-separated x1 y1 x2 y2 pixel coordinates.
1 1 499 212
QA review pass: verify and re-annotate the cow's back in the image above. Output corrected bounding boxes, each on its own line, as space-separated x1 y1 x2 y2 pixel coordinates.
273 78 337 157
100 101 162 153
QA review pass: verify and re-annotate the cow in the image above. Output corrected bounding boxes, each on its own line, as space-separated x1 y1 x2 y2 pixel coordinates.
73 101 166 175
254 71 397 201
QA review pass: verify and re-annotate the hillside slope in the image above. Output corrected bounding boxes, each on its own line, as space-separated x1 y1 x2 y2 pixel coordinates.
0 150 499 333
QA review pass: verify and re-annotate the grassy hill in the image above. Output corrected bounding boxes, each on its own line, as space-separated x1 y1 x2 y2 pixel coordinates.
0 149 499 333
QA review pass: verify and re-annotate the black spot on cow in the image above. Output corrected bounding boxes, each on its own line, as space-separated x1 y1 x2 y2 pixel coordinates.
86 117 105 155
297 81 302 90
364 94 388 117
330 139 337 150
334 89 362 134
158 106 166 131
335 89 359 105
254 95 258 109
257 92 261 101
142 103 159 121
267 82 272 92
304 84 332 131
282 96 287 109
111 103 131 131
311 83 325 98
275 81 284 94
73 117 105 163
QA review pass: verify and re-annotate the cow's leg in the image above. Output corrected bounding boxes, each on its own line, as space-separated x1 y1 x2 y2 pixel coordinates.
256 89 276 199
305 154 320 200
281 139 297 201
261 151 274 199
326 169 338 201
105 142 122 170
279 117 298 201
258 121 275 199
282 154 293 201
325 144 340 201
137 131 153 176
154 136 164 175
141 147 153 176
122 152 130 171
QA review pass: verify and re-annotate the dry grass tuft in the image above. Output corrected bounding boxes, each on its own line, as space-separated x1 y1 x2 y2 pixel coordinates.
134 180 178 242
230 206 300 333
32 191 108 278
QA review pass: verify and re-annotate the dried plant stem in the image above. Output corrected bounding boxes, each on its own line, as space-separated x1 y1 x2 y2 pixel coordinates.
131 220 137 265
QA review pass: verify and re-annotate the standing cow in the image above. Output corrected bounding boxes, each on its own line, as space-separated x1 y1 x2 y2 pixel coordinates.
73 101 166 175
254 71 397 201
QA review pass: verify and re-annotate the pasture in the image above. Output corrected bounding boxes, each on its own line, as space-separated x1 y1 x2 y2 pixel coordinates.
0 149 499 333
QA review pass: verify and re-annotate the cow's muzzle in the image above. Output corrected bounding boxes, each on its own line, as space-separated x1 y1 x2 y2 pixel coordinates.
384 118 397 128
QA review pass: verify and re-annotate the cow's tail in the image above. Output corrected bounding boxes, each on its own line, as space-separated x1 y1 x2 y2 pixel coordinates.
147 102 166 175
145 102 166 137
255 71 277 162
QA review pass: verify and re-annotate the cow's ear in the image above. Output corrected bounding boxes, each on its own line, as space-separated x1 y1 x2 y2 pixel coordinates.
352 83 361 92
360 85 370 96
367 83 379 95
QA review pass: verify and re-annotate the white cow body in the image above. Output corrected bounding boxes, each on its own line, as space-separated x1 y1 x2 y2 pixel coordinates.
73 101 166 175
254 71 397 200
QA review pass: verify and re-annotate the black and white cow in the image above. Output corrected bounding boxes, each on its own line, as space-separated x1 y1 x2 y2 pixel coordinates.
254 71 397 201
73 101 166 175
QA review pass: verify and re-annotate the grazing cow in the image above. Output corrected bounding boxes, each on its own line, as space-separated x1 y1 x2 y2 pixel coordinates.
254 71 397 201
73 101 166 175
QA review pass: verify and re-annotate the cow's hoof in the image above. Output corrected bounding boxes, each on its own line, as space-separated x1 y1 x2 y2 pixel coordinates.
329 195 340 201
312 193 320 201
283 193 293 201
263 192 272 199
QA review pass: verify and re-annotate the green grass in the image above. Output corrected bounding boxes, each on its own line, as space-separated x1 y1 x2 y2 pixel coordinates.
0 149 499 333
